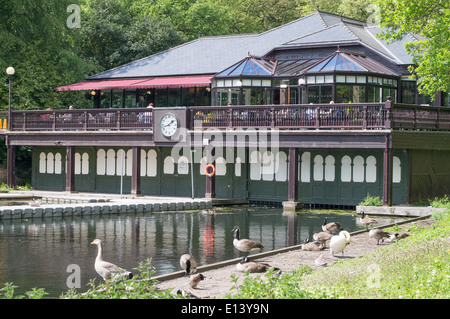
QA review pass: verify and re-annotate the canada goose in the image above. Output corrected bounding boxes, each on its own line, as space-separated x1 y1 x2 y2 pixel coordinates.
330 231 351 256
314 254 338 267
235 257 280 273
322 218 343 233
313 231 333 247
180 253 198 276
301 238 325 251
231 227 264 255
389 232 410 242
189 273 205 289
369 228 390 245
360 211 378 229
201 209 216 214
90 239 133 283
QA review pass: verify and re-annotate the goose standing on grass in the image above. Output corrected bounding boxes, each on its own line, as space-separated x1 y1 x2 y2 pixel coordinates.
301 238 325 251
189 273 205 289
360 211 377 229
180 253 198 276
330 231 351 256
231 227 264 256
322 217 343 234
313 231 333 248
236 257 280 273
90 239 133 283
369 229 390 245
389 231 410 242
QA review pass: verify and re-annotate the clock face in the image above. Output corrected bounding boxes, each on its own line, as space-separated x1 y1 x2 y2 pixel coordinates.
160 113 178 137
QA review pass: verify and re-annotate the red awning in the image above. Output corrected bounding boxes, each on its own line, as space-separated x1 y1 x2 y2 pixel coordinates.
56 76 211 92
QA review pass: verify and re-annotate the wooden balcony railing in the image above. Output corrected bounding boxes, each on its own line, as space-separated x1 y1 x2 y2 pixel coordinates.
3 101 450 133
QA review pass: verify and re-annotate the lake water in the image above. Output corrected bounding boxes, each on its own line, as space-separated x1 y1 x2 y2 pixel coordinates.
0 206 403 297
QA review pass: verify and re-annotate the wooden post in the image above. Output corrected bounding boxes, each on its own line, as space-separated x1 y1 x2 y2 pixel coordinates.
383 134 393 206
205 145 215 199
65 146 75 192
288 147 298 202
131 146 141 195
6 140 15 188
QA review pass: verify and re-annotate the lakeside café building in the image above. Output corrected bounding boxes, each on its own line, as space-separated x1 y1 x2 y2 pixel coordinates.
2 11 450 208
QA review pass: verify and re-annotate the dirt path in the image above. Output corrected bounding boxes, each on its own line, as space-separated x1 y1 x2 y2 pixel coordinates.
156 218 432 298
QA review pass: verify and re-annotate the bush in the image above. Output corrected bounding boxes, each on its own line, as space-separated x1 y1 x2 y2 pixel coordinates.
359 194 383 206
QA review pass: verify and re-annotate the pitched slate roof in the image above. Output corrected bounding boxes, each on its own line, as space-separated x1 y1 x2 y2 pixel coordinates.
86 11 414 81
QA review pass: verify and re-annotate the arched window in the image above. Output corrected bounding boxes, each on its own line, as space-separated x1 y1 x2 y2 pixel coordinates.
393 156 401 183
116 149 126 176
341 155 352 182
147 150 157 177
106 149 116 176
39 152 46 173
353 155 364 182
313 155 324 181
47 153 54 174
178 156 189 175
262 151 274 181
250 150 261 181
140 150 147 177
75 153 81 175
235 157 242 177
200 157 207 176
97 149 106 175
300 152 311 182
366 156 377 183
163 156 174 174
275 151 287 182
324 155 335 182
216 157 227 176
126 149 133 176
54 153 62 174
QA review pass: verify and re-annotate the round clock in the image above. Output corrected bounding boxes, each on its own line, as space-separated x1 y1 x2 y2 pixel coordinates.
160 113 178 137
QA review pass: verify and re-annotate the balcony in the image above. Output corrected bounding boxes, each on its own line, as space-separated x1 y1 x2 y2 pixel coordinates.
1 101 449 133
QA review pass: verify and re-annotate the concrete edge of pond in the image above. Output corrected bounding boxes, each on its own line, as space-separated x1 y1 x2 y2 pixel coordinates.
152 213 432 283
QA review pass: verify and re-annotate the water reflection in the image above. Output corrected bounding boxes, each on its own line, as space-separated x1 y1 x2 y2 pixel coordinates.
0 207 403 297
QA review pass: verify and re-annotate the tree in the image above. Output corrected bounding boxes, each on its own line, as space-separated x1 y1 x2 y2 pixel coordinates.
375 0 450 98
79 0 185 70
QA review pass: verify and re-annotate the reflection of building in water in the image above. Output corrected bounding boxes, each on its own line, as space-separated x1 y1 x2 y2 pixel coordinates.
203 214 215 263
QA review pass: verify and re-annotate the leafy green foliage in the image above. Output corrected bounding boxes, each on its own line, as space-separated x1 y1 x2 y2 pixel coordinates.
376 0 450 98
359 194 383 206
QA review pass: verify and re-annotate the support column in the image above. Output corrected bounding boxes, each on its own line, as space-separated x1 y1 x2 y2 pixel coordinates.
65 146 75 192
131 146 141 195
205 146 215 199
383 134 393 206
283 147 301 212
6 140 15 188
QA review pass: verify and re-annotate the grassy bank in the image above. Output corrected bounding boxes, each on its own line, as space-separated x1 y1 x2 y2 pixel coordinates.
227 205 450 299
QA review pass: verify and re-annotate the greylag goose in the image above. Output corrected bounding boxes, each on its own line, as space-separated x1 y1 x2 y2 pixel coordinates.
369 228 390 245
189 273 205 289
301 238 325 251
322 217 343 233
90 239 133 283
330 231 351 256
313 231 333 247
360 211 377 229
180 253 198 276
235 257 280 273
232 227 263 255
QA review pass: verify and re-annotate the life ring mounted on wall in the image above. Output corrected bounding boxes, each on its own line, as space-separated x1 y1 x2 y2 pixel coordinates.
205 164 215 177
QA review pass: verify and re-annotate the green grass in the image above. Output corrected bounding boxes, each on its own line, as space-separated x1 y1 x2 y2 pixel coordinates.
227 204 450 299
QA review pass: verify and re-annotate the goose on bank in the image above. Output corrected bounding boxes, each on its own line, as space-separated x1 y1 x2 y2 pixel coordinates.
369 228 391 245
235 257 280 273
180 253 198 276
301 238 325 251
330 231 351 256
314 254 338 267
231 227 264 255
189 273 205 289
313 231 333 247
90 239 133 283
389 231 410 242
359 211 378 229
322 218 343 234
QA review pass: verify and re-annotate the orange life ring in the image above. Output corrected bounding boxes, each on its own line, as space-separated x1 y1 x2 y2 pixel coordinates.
205 164 215 177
